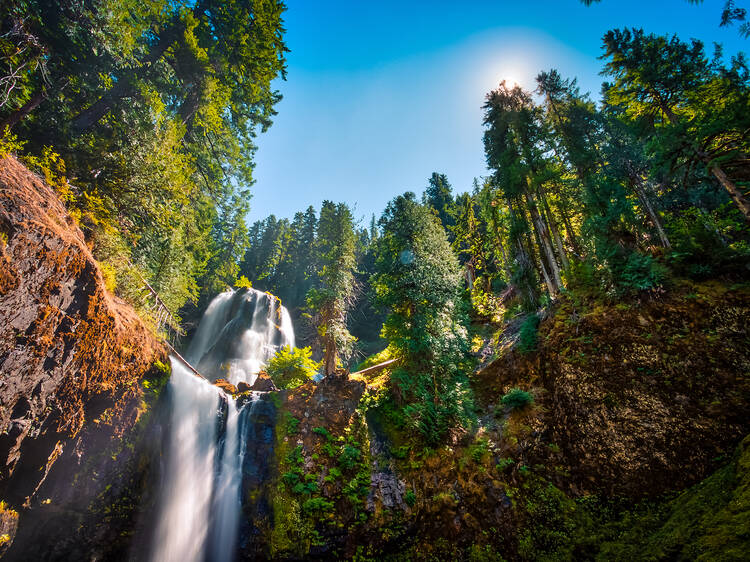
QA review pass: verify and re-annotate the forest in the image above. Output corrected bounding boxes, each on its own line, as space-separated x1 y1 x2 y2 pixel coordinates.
0 0 749 561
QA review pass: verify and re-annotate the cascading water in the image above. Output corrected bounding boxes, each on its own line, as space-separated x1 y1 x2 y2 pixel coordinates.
148 288 295 562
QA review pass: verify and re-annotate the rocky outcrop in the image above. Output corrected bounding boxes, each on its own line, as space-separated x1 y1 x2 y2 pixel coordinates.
249 371 278 392
0 156 168 558
473 281 750 498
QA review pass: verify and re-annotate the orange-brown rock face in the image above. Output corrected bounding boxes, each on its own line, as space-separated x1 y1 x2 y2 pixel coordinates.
0 156 167 555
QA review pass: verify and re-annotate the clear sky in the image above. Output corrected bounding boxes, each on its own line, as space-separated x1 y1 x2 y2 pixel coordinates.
249 0 747 226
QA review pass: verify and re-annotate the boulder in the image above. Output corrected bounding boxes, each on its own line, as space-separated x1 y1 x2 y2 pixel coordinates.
250 372 278 392
213 378 238 395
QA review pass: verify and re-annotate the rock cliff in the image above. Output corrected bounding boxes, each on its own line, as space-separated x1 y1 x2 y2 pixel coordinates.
0 156 169 558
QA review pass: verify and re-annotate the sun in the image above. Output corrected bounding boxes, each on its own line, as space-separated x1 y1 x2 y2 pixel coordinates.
500 75 520 87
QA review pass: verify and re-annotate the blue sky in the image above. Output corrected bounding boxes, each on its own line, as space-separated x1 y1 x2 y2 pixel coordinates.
249 0 747 226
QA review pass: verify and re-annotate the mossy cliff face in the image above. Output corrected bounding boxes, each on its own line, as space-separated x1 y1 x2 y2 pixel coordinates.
0 156 169 559
474 281 750 498
240 283 749 560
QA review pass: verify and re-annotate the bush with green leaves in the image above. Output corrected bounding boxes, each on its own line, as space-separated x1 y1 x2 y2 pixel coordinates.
518 314 541 354
501 388 534 410
265 346 321 390
404 490 416 507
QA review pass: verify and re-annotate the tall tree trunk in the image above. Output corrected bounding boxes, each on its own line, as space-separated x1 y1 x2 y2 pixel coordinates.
524 187 562 293
507 197 540 309
536 252 555 298
527 213 555 297
538 185 570 270
324 336 337 376
709 164 750 222
628 171 671 248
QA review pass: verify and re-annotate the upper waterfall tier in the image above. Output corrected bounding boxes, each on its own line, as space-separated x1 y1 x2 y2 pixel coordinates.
185 288 295 385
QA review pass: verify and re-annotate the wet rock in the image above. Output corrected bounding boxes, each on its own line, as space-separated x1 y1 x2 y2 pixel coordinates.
214 378 238 395
249 372 277 392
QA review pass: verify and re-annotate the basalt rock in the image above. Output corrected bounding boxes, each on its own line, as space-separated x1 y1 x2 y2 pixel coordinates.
473 281 750 499
0 156 168 558
249 371 278 392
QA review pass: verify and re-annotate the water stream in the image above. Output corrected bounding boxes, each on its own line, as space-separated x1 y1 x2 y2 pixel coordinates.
148 288 295 562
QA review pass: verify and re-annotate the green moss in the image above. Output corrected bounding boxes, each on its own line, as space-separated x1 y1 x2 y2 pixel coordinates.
595 434 750 561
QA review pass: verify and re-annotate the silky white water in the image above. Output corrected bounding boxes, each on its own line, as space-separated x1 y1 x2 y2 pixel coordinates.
149 288 295 562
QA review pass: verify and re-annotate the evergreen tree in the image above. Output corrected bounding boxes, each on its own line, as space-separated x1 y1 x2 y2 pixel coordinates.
372 193 473 444
601 28 750 221
422 172 456 235
306 201 358 376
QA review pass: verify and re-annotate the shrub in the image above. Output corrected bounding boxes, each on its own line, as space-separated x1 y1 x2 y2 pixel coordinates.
338 444 361 471
265 346 321 389
302 497 334 514
404 490 416 507
234 275 253 289
501 388 534 410
518 314 540 354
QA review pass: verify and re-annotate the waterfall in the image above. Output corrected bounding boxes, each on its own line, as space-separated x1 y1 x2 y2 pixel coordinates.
148 288 295 562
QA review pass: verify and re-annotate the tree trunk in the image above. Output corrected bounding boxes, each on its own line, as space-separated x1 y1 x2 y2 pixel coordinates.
324 336 337 376
538 185 570 270
653 92 750 223
527 215 555 297
524 188 562 293
536 253 555 297
0 90 45 131
709 164 750 222
628 173 671 248
70 18 186 133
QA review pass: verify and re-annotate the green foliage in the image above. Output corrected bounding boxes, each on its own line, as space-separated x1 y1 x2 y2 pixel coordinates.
404 490 416 507
353 346 393 372
0 127 24 158
338 444 361 471
265 346 321 390
0 0 288 323
518 315 541 354
234 275 253 289
302 497 334 514
501 388 535 410
305 201 358 375
422 172 456 232
372 193 475 445
517 478 592 561
284 413 300 436
665 206 750 279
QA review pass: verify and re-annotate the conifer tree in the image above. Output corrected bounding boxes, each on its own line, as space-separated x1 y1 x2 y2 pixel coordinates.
306 201 358 376
372 193 473 444
601 28 750 221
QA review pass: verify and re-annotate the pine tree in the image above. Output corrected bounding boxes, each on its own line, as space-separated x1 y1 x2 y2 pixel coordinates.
306 201 358 376
422 172 456 235
372 193 473 444
601 28 750 221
